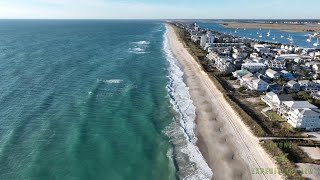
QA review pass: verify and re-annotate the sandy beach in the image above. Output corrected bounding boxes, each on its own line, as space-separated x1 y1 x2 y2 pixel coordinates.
166 24 283 180
221 22 320 32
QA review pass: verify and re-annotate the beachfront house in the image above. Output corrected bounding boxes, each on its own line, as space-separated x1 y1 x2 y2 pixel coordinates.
206 51 218 62
261 92 293 110
215 57 235 73
287 108 320 131
241 62 267 73
191 35 201 43
278 101 318 117
265 69 280 79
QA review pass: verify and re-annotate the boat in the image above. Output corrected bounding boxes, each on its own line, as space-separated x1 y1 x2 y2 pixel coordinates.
314 38 319 47
259 33 262 38
307 35 312 42
272 35 276 40
235 28 238 33
244 28 246 30
267 30 270 37
280 35 284 38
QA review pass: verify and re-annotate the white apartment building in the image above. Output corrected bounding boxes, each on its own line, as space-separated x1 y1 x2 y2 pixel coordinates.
242 62 267 73
287 108 320 131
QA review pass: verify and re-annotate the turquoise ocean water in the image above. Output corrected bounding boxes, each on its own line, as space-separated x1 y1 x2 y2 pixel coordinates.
0 20 212 180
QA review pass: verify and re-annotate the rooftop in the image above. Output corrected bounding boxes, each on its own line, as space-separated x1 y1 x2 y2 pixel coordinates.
283 101 318 109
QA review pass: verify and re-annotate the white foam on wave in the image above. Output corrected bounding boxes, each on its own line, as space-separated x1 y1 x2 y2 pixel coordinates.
133 41 150 45
103 79 123 84
132 47 144 52
163 26 213 180
128 47 149 54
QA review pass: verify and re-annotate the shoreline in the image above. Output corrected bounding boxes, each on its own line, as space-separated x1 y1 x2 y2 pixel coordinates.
165 23 283 180
220 22 320 32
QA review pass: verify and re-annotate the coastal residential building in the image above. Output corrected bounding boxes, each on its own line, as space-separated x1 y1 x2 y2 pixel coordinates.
276 54 300 61
232 50 248 59
240 73 268 91
215 57 235 73
200 33 216 47
191 35 201 42
312 64 320 73
286 80 300 92
280 70 294 80
241 62 267 73
311 91 320 100
253 44 270 54
206 51 218 62
200 35 207 47
278 101 318 117
298 80 318 91
305 61 318 69
268 84 284 94
287 108 320 131
249 79 269 91
261 92 293 110
250 53 259 59
265 69 280 79
252 57 265 63
232 69 250 78
267 60 286 70
240 73 254 86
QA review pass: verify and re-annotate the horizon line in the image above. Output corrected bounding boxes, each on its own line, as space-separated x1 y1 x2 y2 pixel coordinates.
0 18 319 20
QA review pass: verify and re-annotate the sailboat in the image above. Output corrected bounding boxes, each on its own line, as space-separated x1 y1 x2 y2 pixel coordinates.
314 38 319 47
267 30 271 37
259 33 262 38
235 28 238 33
280 35 284 38
272 35 276 40
244 28 246 31
307 35 312 42
288 35 293 42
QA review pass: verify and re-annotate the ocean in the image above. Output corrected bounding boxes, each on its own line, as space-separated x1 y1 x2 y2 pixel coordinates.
0 20 211 180
197 22 319 48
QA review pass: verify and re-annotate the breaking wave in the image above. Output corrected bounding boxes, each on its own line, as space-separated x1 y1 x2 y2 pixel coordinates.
103 79 123 84
133 41 150 45
163 26 213 180
128 41 150 54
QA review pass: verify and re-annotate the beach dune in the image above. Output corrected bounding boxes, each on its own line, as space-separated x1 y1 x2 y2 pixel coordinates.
166 24 283 180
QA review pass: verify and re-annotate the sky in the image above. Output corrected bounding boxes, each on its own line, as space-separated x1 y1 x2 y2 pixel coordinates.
0 0 319 19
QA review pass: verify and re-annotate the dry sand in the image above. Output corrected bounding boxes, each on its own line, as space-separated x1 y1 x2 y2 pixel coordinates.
221 22 320 32
166 24 283 180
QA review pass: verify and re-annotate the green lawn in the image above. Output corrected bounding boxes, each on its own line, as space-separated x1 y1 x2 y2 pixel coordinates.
266 111 283 121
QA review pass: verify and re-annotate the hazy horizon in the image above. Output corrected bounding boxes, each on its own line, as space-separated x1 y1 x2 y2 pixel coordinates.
0 0 319 19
